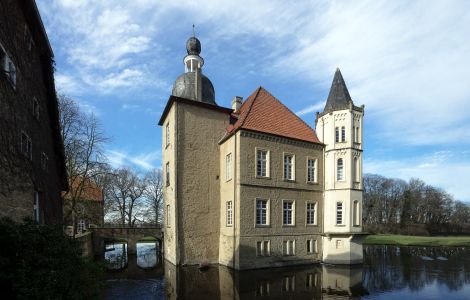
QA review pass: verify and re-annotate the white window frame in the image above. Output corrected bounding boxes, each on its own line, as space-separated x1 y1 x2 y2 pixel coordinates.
337 158 344 181
306 158 317 183
226 153 232 181
306 202 317 225
283 153 295 181
341 126 346 142
282 200 295 226
255 198 269 226
256 240 270 256
336 202 344 225
307 239 317 254
282 275 295 292
256 148 270 178
77 219 86 233
283 240 295 256
226 201 233 226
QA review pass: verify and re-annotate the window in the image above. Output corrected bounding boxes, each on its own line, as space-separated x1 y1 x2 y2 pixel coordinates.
353 157 359 182
41 152 48 171
21 131 32 160
306 273 317 288
77 219 86 233
335 127 339 143
336 202 343 225
226 201 233 226
283 153 294 180
256 149 269 177
353 200 360 226
307 239 317 254
355 126 360 143
283 200 294 225
32 97 40 120
256 281 270 296
306 202 316 225
341 126 346 142
283 240 295 256
282 276 295 292
226 153 232 181
166 205 171 227
256 240 270 256
307 158 316 183
165 123 170 147
165 162 170 186
3 54 17 87
337 158 344 181
256 199 268 225
33 191 40 223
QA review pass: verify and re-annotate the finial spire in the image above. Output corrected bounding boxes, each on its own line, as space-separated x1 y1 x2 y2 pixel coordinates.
192 24 195 37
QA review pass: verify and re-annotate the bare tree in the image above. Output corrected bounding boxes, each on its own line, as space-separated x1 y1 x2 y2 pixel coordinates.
144 169 164 225
58 95 108 235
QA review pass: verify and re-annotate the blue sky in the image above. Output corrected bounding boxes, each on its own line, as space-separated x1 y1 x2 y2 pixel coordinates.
37 0 470 202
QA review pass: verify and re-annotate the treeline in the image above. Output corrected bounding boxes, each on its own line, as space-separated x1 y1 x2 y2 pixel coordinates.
363 174 470 235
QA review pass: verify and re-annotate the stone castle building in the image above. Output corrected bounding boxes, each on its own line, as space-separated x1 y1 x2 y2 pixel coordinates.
159 36 365 269
0 0 67 224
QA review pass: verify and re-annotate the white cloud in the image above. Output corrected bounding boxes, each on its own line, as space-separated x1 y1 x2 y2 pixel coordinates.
106 149 161 171
296 101 325 117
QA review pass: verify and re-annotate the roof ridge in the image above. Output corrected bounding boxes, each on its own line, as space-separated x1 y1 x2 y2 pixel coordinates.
238 86 262 128
260 87 317 134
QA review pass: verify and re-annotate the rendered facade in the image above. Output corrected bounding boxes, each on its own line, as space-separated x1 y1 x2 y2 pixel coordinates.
159 36 365 269
0 0 67 224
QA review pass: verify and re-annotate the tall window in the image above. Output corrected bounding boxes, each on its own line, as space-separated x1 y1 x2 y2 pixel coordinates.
256 149 268 177
283 275 295 292
256 240 270 256
226 153 232 180
226 201 233 226
21 131 32 160
283 240 295 256
336 202 343 225
33 191 40 223
306 202 316 225
337 158 344 181
165 123 170 147
341 126 346 142
283 200 294 225
355 127 360 143
32 97 39 120
77 219 86 232
353 200 360 226
41 152 48 171
256 199 268 225
335 127 339 143
165 162 170 186
3 54 17 87
307 158 316 183
307 239 317 254
283 154 294 180
353 157 359 182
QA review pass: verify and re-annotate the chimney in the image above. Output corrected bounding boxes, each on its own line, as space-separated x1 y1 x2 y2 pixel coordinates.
232 96 243 112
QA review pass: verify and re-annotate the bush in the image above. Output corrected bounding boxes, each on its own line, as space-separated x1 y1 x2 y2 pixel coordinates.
0 217 102 299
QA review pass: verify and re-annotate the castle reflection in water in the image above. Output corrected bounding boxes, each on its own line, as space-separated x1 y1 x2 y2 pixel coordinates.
164 261 367 299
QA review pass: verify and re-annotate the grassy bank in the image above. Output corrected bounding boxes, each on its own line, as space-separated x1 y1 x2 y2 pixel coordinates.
363 234 470 247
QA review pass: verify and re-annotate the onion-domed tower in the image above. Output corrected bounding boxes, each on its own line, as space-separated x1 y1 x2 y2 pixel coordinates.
172 35 216 104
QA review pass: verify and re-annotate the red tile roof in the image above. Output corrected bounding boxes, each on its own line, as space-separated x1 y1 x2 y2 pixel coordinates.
225 87 320 144
63 177 103 202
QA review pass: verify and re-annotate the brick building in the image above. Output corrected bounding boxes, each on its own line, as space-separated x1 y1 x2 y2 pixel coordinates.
0 0 67 224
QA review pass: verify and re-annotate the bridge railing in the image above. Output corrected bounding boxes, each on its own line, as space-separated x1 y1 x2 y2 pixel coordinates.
100 223 163 229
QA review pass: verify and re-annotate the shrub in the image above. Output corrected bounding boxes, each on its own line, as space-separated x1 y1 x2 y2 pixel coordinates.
0 217 102 299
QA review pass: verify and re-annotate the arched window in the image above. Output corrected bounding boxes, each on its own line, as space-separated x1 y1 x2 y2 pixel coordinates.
341 126 346 142
337 158 344 181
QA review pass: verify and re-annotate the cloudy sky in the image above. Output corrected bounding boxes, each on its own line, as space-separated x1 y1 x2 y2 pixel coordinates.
37 0 470 202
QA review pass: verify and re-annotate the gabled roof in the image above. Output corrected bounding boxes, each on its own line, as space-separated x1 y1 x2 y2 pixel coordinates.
322 68 353 114
224 87 321 144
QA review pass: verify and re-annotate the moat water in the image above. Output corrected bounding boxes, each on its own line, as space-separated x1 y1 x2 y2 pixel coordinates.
102 245 470 299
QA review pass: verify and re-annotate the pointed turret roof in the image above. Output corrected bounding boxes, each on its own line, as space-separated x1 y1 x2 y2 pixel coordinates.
322 68 353 114
223 87 320 144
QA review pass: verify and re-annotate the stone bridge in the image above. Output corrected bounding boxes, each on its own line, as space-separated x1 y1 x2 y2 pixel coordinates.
90 226 163 256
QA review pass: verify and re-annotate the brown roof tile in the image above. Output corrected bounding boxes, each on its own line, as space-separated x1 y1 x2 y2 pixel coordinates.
225 87 320 144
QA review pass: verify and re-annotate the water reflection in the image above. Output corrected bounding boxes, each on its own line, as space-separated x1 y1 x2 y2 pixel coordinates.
137 242 158 269
104 242 128 270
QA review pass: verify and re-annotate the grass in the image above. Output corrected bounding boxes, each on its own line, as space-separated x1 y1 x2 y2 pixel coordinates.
363 234 470 247
138 236 158 242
